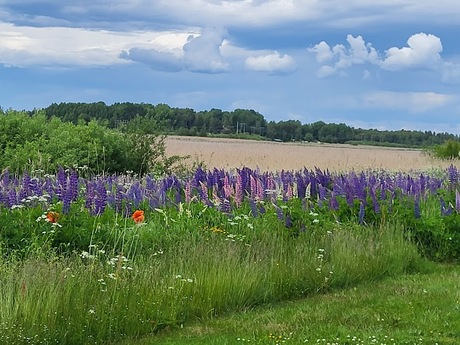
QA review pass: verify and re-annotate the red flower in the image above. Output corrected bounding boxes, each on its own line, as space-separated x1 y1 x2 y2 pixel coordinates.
46 211 60 223
132 210 145 223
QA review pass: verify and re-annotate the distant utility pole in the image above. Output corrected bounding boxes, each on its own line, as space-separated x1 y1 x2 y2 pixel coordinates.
236 122 246 134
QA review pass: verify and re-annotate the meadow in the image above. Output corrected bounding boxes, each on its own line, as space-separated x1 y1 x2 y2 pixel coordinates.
1 137 459 345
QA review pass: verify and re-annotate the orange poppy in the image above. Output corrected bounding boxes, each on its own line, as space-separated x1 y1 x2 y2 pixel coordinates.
46 211 60 223
132 210 145 223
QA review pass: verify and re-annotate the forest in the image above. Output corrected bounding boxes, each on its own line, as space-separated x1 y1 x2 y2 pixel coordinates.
20 101 460 147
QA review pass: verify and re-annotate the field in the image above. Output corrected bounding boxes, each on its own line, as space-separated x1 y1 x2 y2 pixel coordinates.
1 135 460 345
165 136 451 172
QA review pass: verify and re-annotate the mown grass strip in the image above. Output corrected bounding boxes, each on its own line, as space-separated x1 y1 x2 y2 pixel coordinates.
121 263 460 345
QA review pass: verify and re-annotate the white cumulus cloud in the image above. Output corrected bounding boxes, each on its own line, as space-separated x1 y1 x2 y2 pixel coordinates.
309 32 448 77
245 51 296 73
308 34 378 77
122 27 231 73
380 33 443 71
183 27 230 73
309 41 333 64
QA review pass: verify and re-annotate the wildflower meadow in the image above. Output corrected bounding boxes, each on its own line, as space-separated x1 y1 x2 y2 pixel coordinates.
0 164 459 344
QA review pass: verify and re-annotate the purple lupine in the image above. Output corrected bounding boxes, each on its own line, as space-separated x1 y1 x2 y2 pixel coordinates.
94 180 107 215
56 167 67 201
329 192 339 211
21 171 31 196
174 189 182 205
0 191 6 207
447 164 458 189
62 187 73 214
456 189 460 213
256 177 264 200
59 170 78 214
234 173 243 207
18 186 27 203
69 170 79 201
85 180 96 215
184 180 192 203
440 198 453 216
419 174 426 195
285 214 292 228
239 167 251 196
345 187 354 208
145 175 156 190
318 184 326 201
29 177 43 196
7 189 17 208
114 184 124 213
199 181 209 204
296 172 306 199
358 201 365 225
286 183 293 200
212 184 220 205
219 198 231 214
157 183 167 207
265 174 277 202
315 167 332 189
194 166 207 186
274 203 284 221
148 193 159 209
258 202 266 214
301 197 308 211
370 187 380 214
127 181 143 209
250 175 257 200
43 177 55 200
249 198 258 217
222 175 232 199
123 201 133 218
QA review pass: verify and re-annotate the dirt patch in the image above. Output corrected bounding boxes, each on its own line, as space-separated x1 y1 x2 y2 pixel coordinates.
165 136 455 172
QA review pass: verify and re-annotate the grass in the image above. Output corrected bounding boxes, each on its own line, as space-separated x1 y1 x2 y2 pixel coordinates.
118 263 460 345
0 220 427 345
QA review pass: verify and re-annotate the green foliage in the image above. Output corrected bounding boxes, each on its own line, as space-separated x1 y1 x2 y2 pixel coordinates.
0 110 173 175
404 194 460 262
430 139 460 159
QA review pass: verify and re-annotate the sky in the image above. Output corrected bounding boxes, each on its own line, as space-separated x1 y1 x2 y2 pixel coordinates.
1 1 460 134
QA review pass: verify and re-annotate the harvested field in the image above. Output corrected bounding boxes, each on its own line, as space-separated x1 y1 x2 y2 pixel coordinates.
165 136 458 172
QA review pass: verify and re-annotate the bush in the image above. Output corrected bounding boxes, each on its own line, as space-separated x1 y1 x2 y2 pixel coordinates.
430 139 460 159
0 110 169 175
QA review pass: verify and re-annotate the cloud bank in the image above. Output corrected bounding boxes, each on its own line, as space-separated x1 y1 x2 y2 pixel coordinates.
309 32 447 77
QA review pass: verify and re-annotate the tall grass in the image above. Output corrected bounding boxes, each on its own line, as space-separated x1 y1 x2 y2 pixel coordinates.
0 219 425 345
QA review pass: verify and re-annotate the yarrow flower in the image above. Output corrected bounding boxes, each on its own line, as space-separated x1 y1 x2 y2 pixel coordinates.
131 210 145 223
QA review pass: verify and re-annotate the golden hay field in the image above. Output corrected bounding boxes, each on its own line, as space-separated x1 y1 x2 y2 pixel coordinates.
165 136 458 172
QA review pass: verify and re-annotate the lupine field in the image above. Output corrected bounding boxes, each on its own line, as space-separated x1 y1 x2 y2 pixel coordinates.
1 164 460 344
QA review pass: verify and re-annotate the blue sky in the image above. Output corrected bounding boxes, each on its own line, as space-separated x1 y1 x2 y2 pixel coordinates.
1 1 460 133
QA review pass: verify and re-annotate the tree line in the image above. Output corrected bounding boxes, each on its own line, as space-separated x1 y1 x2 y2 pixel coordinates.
26 101 459 147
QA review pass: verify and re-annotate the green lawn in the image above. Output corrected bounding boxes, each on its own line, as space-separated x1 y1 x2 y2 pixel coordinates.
119 263 460 345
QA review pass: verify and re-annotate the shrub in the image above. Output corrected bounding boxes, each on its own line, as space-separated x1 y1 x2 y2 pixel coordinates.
0 110 170 175
430 139 460 159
